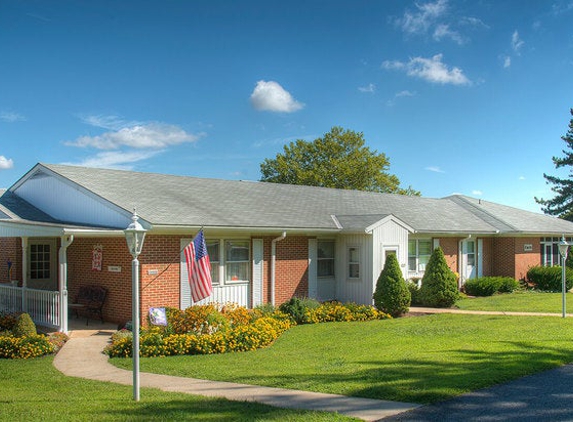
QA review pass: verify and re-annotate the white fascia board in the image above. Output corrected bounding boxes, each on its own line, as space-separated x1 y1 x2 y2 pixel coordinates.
365 214 415 234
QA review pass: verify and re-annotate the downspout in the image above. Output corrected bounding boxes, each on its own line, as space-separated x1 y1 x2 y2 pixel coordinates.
59 235 74 334
271 231 286 306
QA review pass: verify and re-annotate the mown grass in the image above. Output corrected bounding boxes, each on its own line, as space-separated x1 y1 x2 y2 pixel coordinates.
456 291 571 313
0 355 356 422
112 313 573 405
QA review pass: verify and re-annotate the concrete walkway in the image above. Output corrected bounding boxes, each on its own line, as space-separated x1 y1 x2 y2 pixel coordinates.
52 323 419 421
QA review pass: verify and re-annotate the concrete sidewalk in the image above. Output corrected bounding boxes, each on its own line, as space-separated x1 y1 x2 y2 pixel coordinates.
52 326 419 421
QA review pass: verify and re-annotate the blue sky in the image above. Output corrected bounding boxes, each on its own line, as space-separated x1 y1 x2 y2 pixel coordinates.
1 1 572 212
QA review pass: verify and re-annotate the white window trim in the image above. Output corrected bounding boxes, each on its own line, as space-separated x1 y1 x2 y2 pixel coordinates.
224 239 251 284
348 245 361 281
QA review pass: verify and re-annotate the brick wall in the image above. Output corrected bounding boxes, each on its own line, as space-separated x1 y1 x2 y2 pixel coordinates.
492 237 516 278
67 237 133 324
480 237 494 276
438 238 459 273
512 237 540 280
271 235 309 305
0 237 21 283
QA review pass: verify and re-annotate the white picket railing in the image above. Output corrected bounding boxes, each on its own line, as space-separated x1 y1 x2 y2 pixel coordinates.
0 284 61 329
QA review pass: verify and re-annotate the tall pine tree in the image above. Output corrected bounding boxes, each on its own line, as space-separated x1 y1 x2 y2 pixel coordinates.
536 109 573 221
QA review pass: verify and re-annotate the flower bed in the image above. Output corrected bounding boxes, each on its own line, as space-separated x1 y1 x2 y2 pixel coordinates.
105 301 391 358
0 311 69 359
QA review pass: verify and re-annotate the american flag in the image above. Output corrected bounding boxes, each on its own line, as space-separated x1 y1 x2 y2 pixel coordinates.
184 230 213 302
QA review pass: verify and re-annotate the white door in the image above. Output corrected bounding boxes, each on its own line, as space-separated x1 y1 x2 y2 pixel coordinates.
461 239 476 283
28 239 57 290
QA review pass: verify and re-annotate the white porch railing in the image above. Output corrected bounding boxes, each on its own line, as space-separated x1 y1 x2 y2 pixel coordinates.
0 284 61 329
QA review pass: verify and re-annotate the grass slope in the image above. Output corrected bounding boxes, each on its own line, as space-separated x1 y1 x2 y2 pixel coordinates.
112 314 573 404
0 356 355 422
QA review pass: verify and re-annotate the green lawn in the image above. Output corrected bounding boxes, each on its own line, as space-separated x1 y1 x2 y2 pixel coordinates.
112 313 573 405
0 356 355 422
456 291 571 313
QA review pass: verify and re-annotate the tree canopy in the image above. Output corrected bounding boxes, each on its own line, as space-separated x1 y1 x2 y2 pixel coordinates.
535 109 573 221
259 126 420 195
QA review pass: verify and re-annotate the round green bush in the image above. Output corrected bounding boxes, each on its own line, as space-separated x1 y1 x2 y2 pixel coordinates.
13 313 37 338
373 253 411 317
418 247 459 308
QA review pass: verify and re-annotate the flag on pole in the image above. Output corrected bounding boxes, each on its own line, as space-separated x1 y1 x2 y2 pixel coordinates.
184 230 213 302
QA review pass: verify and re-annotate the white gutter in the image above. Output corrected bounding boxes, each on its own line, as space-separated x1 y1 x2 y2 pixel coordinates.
271 231 287 306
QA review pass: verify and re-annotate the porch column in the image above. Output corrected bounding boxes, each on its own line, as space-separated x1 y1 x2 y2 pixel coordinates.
59 235 74 333
21 237 28 311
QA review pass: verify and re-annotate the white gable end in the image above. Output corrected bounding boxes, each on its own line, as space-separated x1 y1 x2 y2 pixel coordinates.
13 168 130 228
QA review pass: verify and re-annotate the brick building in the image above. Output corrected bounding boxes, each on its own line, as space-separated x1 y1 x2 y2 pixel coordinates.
2 163 573 332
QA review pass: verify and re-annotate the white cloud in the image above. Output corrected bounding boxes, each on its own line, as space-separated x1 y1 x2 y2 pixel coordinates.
511 30 524 54
0 112 26 122
65 150 162 170
66 119 202 150
472 190 483 196
425 166 445 173
382 54 471 85
433 24 464 44
395 90 416 98
398 0 448 35
0 156 14 170
250 80 304 113
502 55 511 68
358 83 376 93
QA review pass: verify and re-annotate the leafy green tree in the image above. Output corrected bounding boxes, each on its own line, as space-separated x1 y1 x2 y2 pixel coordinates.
418 247 459 308
260 126 419 195
373 253 411 317
535 109 573 221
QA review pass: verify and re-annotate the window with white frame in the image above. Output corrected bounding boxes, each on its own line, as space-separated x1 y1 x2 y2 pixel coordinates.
317 240 335 277
541 237 572 267
348 246 360 279
206 240 220 285
225 240 250 282
408 239 432 273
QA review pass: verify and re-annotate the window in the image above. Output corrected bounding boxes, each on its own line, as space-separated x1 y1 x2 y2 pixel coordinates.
30 243 51 279
207 240 220 285
225 240 249 282
317 240 335 277
348 246 360 279
541 237 572 266
408 239 432 273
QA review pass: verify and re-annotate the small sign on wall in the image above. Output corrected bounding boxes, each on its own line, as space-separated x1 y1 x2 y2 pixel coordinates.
108 266 122 273
524 244 533 252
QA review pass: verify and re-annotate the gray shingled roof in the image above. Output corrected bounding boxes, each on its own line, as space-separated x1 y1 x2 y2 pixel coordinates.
8 163 573 236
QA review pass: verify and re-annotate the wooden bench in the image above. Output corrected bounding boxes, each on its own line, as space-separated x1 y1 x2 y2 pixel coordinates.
69 285 107 325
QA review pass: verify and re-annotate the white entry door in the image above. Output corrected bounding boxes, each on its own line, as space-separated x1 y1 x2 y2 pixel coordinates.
461 239 476 283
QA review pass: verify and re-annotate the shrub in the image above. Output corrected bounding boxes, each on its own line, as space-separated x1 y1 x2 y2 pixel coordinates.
373 253 411 317
279 297 320 324
13 313 37 338
0 311 17 331
526 266 573 292
463 277 519 296
418 247 459 308
407 281 421 305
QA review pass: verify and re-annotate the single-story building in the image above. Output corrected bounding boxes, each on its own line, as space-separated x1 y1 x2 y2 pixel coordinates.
1 162 573 332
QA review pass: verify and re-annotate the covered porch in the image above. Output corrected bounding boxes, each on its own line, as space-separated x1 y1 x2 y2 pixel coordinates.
0 219 123 333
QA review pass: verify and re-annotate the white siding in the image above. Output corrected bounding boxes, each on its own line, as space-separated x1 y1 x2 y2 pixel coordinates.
14 172 129 228
252 239 263 307
308 239 318 299
371 220 410 284
335 234 373 305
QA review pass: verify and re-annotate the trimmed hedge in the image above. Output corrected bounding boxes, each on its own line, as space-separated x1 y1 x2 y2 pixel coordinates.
526 266 573 292
463 277 520 297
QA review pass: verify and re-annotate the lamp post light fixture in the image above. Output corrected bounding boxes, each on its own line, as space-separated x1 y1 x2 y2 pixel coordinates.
124 209 147 401
558 236 570 319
